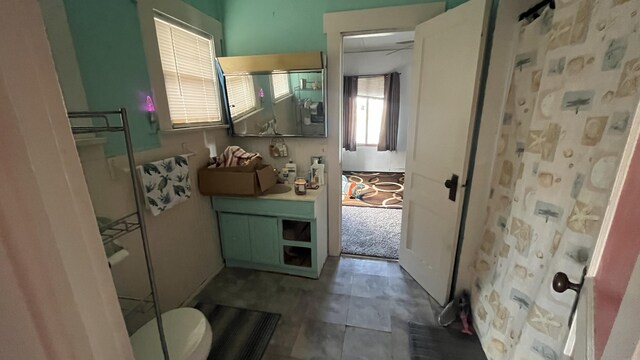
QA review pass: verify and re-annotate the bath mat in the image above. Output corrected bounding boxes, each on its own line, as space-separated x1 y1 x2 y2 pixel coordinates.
342 206 401 259
408 321 486 360
342 171 404 208
195 303 280 360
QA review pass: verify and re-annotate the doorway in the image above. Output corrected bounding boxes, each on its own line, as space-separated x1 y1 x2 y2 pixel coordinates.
328 0 490 306
340 31 414 260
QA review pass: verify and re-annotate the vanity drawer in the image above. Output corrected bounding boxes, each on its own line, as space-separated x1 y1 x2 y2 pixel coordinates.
212 197 316 219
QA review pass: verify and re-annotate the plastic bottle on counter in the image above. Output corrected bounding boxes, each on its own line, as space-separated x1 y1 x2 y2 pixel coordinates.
310 158 325 186
285 159 297 185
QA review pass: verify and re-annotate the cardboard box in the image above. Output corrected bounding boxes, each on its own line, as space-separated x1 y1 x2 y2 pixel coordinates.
198 159 277 196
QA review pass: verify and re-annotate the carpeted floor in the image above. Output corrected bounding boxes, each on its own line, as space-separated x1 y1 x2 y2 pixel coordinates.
342 171 404 208
195 303 280 360
341 206 402 259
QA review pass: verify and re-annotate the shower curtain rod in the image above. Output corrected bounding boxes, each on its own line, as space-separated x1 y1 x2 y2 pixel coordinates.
518 0 555 21
349 73 401 78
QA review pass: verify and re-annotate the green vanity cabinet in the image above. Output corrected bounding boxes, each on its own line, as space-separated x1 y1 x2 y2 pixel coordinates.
218 213 251 262
218 213 280 265
248 215 280 265
213 186 328 278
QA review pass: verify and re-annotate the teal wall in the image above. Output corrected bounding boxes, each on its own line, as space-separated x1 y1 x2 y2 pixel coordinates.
221 0 467 56
60 0 469 154
61 0 222 156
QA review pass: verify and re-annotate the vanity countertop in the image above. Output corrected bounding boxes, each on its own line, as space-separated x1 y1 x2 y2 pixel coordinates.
214 184 326 202
258 184 325 202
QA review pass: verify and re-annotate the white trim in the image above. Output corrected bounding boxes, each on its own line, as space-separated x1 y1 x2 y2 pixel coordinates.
1 0 133 357
562 53 640 360
587 99 640 278
231 108 264 124
323 3 445 256
159 123 229 135
138 0 224 131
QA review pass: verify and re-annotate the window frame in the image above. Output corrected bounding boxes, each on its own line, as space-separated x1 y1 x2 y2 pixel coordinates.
271 73 292 102
225 75 260 121
138 0 226 131
355 95 384 146
355 75 385 146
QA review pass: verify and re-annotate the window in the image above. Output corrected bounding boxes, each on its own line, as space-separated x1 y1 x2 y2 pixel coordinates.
154 17 221 127
225 75 257 119
272 73 291 100
356 76 385 145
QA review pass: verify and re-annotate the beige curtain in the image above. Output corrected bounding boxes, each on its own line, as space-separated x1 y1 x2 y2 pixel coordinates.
378 72 400 151
472 1 640 359
343 76 358 151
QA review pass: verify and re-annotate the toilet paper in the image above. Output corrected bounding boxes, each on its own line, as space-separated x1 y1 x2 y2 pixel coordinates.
309 102 319 115
108 249 130 267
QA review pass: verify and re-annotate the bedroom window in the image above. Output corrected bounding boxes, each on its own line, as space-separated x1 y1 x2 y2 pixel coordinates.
356 76 384 145
154 16 221 127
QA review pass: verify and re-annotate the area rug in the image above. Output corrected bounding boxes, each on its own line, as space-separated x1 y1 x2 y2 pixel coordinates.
195 303 280 360
342 171 404 208
408 322 486 360
341 206 401 259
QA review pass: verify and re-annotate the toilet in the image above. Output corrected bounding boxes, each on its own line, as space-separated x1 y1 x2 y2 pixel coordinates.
130 307 212 360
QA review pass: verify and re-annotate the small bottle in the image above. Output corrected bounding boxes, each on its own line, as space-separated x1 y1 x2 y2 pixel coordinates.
280 167 289 183
310 158 324 186
285 159 297 185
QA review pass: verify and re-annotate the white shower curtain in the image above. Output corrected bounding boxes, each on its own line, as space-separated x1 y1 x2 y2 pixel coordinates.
472 0 640 359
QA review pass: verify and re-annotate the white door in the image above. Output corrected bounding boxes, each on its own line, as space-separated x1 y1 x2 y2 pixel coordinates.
399 0 490 306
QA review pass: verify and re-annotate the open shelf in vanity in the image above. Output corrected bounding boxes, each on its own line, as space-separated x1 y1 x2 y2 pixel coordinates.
211 186 327 278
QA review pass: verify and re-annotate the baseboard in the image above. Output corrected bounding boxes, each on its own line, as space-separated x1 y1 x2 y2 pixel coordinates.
180 262 225 308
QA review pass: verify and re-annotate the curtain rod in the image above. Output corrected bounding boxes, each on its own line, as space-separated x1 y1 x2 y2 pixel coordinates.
518 0 555 21
348 73 401 78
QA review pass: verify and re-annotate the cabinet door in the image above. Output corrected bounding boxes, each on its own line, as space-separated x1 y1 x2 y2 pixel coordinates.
218 213 251 262
249 215 279 265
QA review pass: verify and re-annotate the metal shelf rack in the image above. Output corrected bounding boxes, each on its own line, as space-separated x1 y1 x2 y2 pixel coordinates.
99 212 141 246
68 108 170 360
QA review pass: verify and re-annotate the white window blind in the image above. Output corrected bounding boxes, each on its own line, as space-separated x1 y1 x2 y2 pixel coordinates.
154 17 221 126
226 75 257 118
272 73 291 100
357 76 385 98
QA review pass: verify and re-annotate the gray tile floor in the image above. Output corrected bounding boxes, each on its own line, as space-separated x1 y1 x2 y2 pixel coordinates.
196 256 463 360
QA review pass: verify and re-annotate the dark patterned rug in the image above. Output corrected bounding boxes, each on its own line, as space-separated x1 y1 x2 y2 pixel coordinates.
342 171 404 209
195 303 280 360
408 322 486 360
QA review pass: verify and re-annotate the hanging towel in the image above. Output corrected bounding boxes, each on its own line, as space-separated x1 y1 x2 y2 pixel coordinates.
140 155 192 216
211 145 261 168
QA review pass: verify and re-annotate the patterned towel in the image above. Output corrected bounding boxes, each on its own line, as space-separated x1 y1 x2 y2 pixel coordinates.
140 155 191 216
211 145 261 168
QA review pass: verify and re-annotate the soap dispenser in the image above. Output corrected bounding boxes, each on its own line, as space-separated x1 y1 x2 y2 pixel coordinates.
310 158 325 186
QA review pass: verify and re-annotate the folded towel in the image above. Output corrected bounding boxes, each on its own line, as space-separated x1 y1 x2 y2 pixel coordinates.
211 145 261 168
140 155 192 216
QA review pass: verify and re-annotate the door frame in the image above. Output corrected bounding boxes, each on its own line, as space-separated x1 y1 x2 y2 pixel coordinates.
563 97 640 359
1 0 134 358
323 3 446 257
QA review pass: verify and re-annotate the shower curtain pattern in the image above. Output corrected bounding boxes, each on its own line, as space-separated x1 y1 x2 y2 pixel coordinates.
472 0 640 359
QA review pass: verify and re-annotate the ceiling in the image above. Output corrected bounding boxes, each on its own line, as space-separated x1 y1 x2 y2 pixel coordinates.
343 31 415 54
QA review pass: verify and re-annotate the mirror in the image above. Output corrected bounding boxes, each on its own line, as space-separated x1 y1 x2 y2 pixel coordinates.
217 52 326 137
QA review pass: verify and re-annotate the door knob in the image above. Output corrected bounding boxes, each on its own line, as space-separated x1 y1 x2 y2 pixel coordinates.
552 268 587 326
552 272 582 293
443 174 459 202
